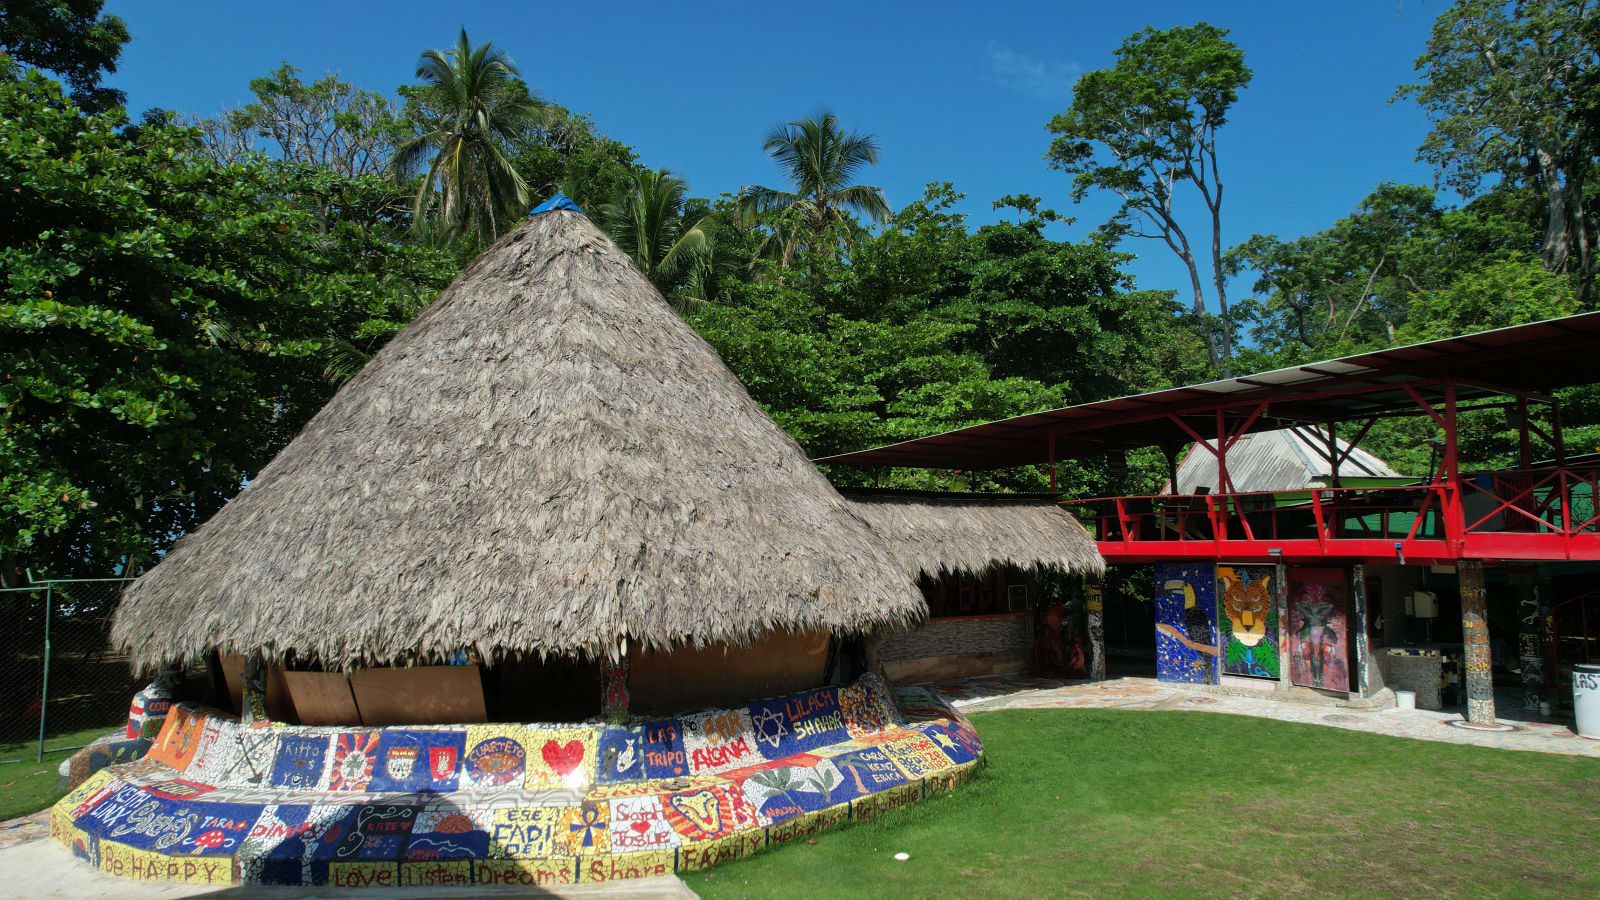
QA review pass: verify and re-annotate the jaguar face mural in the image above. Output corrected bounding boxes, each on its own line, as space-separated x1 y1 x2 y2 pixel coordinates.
1217 565 1279 680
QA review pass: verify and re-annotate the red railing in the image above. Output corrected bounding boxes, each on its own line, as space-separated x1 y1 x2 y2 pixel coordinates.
1062 484 1447 547
1461 466 1600 536
1063 464 1600 561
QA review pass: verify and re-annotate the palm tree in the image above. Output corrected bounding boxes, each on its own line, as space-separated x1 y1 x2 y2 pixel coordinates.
391 29 542 244
598 168 713 311
738 111 890 265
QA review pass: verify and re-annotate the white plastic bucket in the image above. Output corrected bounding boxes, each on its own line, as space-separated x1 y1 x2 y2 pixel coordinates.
1394 690 1417 711
1576 663 1600 738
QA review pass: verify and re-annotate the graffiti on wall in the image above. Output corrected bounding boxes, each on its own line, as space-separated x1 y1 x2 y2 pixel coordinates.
1217 565 1279 680
1287 568 1348 692
1154 562 1218 684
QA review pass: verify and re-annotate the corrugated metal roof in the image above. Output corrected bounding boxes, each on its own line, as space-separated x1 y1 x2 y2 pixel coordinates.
817 312 1600 470
1171 426 1406 493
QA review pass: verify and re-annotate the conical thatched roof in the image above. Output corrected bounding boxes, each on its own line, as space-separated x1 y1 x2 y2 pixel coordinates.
112 211 925 671
841 489 1104 580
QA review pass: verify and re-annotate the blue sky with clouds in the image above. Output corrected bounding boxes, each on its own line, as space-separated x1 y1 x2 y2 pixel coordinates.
106 0 1446 306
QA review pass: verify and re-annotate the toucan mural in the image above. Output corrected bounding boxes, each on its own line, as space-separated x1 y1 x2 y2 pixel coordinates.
1154 562 1219 684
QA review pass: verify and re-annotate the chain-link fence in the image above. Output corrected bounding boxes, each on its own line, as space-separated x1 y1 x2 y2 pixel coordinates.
1 578 140 761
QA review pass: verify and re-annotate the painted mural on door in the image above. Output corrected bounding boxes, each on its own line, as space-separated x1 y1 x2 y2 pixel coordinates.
1287 567 1348 692
1217 565 1279 680
1154 562 1218 684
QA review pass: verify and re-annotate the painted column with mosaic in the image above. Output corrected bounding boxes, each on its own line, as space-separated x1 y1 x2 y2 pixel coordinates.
1274 563 1290 690
240 653 268 724
1085 579 1105 681
1351 564 1369 698
1457 559 1496 725
1509 565 1546 710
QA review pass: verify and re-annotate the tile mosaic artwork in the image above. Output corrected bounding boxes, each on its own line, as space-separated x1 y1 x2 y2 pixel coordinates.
51 673 982 888
1287 567 1350 692
1217 564 1280 680
1154 562 1219 684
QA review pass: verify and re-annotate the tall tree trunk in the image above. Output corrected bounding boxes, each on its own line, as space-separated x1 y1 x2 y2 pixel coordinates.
1536 145 1572 273
1566 147 1592 303
1208 192 1232 377
1181 252 1220 373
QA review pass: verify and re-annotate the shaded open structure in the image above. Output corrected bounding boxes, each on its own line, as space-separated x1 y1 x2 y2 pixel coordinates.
57 207 1101 888
824 314 1600 725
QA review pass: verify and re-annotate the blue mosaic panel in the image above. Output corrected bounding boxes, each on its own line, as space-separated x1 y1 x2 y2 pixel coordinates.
330 805 417 860
738 763 841 824
270 735 330 789
251 805 357 861
366 732 465 793
916 721 982 765
1154 561 1219 684
826 747 908 803
747 687 848 759
595 728 644 783
640 720 688 779
176 801 263 855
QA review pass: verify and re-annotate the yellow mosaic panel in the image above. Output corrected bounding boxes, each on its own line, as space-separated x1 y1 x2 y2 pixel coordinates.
488 806 562 858
472 857 578 888
850 780 921 820
768 803 849 845
399 860 473 887
675 829 767 872
523 727 599 790
879 734 956 778
99 842 233 884
552 802 610 856
578 850 674 883
328 861 399 889
460 725 533 789
584 774 725 801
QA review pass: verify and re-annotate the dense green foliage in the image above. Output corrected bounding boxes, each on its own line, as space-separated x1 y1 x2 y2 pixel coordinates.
0 73 455 581
5 1 1600 581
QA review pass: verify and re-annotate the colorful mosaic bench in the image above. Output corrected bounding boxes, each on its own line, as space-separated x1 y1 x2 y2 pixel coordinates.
50 674 983 888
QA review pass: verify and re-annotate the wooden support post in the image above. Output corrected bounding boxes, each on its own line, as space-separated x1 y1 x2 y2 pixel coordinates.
241 652 269 725
1086 579 1106 682
1516 396 1533 471
602 653 630 721
1458 560 1496 725
1552 397 1566 465
1351 563 1370 699
1324 422 1342 488
1048 432 1057 494
1162 443 1180 494
1275 562 1291 692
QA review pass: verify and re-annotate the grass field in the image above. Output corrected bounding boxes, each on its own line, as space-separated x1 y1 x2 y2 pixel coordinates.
684 709 1600 899
0 725 119 822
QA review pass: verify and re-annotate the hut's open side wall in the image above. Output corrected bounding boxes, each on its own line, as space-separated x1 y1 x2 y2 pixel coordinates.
628 629 830 715
879 569 1035 683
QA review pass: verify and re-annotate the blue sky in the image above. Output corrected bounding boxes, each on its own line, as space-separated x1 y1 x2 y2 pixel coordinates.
106 0 1446 305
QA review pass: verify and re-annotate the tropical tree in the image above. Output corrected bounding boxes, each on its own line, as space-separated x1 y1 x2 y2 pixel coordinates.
1046 23 1252 375
597 168 712 308
738 110 890 265
392 29 542 244
1397 0 1600 291
0 0 128 110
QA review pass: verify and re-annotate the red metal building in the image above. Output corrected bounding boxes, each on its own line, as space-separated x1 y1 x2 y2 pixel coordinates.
821 313 1600 726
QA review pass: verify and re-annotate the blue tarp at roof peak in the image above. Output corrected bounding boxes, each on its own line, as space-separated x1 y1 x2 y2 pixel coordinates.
531 193 584 215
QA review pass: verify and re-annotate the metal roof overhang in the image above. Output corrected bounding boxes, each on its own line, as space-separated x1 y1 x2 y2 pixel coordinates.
816 312 1600 471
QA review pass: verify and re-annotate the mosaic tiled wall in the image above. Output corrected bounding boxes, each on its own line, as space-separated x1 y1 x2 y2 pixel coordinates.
1154 562 1218 684
51 674 982 888
1287 567 1349 692
1217 564 1279 680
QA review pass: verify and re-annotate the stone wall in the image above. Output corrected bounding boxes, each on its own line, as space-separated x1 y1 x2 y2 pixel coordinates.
879 613 1032 683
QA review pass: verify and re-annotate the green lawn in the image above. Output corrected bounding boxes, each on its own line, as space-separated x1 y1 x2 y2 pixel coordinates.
685 709 1600 899
0 725 120 822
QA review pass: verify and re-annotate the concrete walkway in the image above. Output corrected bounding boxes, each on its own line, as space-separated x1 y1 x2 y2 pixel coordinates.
931 674 1600 758
0 811 697 899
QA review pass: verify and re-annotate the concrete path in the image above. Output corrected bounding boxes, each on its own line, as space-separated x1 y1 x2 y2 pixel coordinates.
932 674 1600 758
0 812 697 899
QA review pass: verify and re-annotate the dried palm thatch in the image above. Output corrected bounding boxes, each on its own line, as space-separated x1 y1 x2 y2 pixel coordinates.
841 489 1104 580
112 210 926 672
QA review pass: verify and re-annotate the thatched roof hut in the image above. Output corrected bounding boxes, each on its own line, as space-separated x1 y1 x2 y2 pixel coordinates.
112 210 927 672
840 489 1105 580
